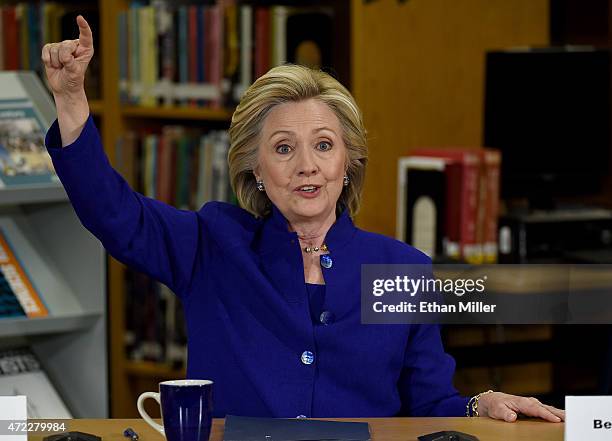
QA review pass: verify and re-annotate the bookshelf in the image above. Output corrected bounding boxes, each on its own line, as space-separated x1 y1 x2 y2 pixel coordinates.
0 69 107 417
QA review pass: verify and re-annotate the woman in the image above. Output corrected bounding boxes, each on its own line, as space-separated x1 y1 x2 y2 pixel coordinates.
41 16 565 422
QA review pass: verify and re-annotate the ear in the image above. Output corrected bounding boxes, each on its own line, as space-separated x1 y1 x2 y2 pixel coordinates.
253 165 260 181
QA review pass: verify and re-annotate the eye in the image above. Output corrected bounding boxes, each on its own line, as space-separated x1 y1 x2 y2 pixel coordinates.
316 141 332 151
276 144 292 154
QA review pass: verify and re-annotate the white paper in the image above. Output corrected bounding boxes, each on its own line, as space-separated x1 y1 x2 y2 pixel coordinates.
0 396 26 441
566 395 612 440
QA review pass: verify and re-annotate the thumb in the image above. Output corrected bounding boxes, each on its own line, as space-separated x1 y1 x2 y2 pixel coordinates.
505 410 518 422
76 15 93 49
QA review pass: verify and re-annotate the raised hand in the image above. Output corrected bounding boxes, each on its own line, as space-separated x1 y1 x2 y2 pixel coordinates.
41 15 94 97
41 15 94 147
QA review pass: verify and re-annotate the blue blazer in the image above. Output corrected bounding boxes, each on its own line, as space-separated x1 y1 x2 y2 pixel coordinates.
45 115 469 418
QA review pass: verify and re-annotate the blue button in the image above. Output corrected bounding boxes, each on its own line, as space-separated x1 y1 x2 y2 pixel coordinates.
320 310 335 325
320 255 333 269
301 350 315 365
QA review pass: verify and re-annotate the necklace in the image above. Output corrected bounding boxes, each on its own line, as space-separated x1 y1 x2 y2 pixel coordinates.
300 242 333 268
302 243 328 253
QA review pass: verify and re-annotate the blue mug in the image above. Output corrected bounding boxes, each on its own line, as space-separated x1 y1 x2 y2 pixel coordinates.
137 379 213 441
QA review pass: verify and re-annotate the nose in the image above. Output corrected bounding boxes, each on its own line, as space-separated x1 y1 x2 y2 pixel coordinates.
296 146 318 177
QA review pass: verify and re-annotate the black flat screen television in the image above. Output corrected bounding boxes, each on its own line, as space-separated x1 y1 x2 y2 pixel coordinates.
484 48 611 206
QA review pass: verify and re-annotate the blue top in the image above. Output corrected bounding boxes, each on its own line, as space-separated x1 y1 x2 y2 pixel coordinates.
45 115 469 418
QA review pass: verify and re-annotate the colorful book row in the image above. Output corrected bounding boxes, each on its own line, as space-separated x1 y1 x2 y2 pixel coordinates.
0 3 100 99
118 0 333 108
398 148 501 264
116 126 234 211
0 227 46 319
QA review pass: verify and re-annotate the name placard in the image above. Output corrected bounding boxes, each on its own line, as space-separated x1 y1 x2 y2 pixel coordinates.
0 396 26 441
566 396 612 440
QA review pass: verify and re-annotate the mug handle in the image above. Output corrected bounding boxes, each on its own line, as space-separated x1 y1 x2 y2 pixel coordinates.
137 392 165 435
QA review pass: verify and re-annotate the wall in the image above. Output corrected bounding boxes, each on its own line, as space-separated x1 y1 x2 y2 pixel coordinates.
351 0 550 236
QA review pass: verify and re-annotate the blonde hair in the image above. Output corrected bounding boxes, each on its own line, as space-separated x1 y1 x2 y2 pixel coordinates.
228 64 368 219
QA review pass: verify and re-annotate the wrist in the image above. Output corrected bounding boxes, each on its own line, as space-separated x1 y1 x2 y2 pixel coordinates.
466 390 494 417
54 89 89 114
53 90 90 147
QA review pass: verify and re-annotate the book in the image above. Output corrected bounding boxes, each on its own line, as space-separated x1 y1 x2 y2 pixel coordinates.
412 148 482 263
2 7 19 70
129 1 142 105
236 5 253 101
397 157 447 258
115 126 232 210
482 149 501 263
0 347 72 418
118 11 130 103
117 3 343 108
254 7 270 79
270 6 288 67
153 0 176 106
0 72 58 188
17 4 30 71
0 227 47 318
0 102 56 187
139 5 157 107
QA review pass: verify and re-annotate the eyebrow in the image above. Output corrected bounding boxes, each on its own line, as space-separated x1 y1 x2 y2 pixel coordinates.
268 127 337 140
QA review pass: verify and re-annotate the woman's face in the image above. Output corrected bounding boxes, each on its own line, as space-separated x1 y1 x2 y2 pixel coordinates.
255 98 347 224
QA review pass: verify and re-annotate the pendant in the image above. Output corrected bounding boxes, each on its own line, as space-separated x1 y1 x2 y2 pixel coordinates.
320 254 333 269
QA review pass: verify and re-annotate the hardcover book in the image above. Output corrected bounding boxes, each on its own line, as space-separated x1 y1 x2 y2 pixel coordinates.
0 228 47 318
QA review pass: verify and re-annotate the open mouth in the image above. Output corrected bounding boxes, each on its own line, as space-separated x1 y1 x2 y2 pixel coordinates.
295 185 320 193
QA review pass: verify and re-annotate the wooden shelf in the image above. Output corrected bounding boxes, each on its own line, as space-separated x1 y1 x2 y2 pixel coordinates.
121 105 233 121
124 360 186 379
89 100 104 116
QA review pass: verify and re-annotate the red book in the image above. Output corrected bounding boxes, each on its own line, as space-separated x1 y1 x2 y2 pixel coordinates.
254 7 270 79
412 148 482 263
3 7 19 70
482 149 501 263
159 127 184 206
204 6 212 83
444 160 463 259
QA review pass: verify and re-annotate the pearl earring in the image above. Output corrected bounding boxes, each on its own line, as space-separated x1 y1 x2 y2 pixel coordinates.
343 175 350 186
256 179 265 192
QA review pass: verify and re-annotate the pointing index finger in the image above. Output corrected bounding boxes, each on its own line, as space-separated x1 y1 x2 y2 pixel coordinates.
76 15 93 48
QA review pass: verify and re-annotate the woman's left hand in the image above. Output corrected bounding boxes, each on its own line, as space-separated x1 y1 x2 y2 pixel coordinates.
477 392 565 423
